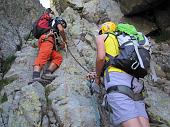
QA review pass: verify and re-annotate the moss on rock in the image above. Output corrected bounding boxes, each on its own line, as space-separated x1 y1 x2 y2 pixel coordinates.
1 55 16 77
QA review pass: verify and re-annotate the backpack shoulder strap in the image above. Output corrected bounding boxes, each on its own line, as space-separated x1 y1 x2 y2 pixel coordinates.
105 32 116 36
103 32 117 42
104 33 109 42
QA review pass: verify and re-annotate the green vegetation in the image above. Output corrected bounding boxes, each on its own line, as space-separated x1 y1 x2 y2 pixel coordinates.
1 55 16 77
45 86 52 96
0 55 16 92
24 32 34 41
0 93 7 104
0 108 3 113
45 86 55 105
46 97 52 105
52 0 57 5
0 78 16 91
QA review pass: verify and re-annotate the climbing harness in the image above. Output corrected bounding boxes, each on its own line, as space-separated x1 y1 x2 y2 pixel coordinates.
106 85 144 101
54 31 68 57
45 29 68 57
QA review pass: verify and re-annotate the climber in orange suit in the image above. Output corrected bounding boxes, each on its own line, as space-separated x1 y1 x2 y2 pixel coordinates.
31 9 67 83
34 34 63 69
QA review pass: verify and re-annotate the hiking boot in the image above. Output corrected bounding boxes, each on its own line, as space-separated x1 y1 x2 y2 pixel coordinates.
41 73 57 81
28 71 41 85
32 71 40 79
33 77 41 82
28 77 41 85
28 78 51 86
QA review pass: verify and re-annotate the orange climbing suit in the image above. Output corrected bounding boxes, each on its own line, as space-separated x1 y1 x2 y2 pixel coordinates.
34 34 63 68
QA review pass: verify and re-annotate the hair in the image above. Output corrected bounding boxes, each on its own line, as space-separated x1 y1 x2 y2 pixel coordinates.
45 8 54 14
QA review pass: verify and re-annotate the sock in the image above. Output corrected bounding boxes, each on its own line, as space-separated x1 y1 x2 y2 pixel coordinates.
33 71 40 79
45 70 52 74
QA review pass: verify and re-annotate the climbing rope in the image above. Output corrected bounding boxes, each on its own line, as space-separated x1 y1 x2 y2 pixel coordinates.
66 40 104 127
66 17 90 73
86 80 103 127
66 17 104 126
67 47 89 73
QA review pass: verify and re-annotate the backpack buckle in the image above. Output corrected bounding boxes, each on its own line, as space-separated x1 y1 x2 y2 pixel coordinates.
131 61 139 70
130 36 136 40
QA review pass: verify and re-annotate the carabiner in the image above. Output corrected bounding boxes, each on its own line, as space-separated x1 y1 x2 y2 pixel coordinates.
131 61 139 70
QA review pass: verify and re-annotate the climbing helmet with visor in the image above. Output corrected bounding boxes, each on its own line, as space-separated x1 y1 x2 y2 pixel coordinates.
55 17 67 29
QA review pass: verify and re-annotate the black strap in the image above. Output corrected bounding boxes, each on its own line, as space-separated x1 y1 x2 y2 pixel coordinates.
105 68 110 82
106 53 114 59
131 76 135 89
105 53 116 68
106 85 144 101
104 53 116 83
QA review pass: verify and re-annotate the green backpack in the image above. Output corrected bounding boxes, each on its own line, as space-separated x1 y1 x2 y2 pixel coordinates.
116 23 144 41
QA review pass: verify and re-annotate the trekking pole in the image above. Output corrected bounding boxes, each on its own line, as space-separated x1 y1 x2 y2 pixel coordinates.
86 80 101 127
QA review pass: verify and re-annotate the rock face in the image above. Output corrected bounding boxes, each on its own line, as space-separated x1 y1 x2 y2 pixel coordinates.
118 0 164 15
151 42 170 93
0 45 46 127
51 0 159 35
51 0 123 24
154 0 170 38
0 50 3 80
0 0 44 58
0 0 170 127
118 0 170 37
